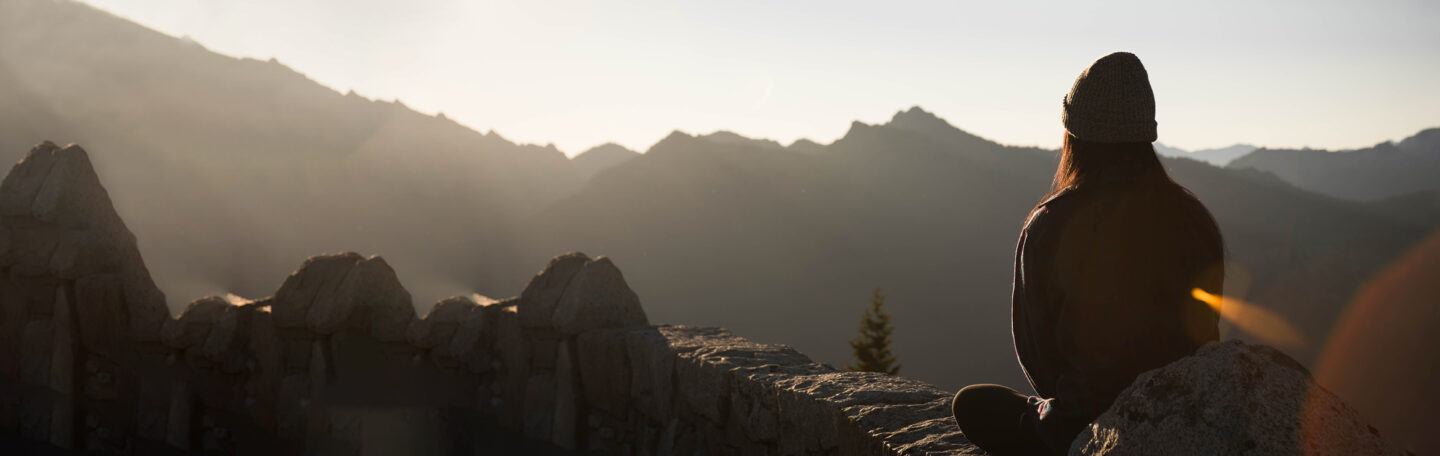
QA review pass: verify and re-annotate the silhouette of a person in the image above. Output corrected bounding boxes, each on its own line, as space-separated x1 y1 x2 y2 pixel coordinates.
951 52 1225 455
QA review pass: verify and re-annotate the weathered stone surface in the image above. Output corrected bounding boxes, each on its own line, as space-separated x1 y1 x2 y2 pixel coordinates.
524 372 557 441
576 328 634 416
446 303 488 371
49 286 75 395
0 141 169 345
355 256 415 342
626 327 675 419
31 144 124 230
21 318 54 386
552 341 581 449
481 299 528 432
518 252 589 329
121 265 169 342
1070 340 1404 456
162 296 234 349
0 273 26 377
271 252 363 329
407 295 476 349
49 229 127 279
73 274 126 358
0 141 62 216
247 301 282 376
552 257 649 335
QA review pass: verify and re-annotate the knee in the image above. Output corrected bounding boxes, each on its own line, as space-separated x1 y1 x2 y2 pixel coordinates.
952 384 1003 427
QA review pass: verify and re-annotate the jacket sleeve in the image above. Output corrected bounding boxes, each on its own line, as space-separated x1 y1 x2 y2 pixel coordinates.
1012 205 1064 398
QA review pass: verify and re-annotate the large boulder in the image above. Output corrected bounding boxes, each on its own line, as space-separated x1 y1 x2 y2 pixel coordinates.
517 252 589 329
1070 340 1405 455
0 142 169 341
551 256 649 335
271 252 415 341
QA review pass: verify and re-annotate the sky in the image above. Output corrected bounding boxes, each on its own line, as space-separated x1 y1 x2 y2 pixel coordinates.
82 0 1440 157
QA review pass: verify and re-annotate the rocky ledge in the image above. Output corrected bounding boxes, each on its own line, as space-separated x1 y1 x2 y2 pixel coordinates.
0 142 973 454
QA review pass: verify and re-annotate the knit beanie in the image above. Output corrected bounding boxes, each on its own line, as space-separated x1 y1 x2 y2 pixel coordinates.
1062 52 1157 143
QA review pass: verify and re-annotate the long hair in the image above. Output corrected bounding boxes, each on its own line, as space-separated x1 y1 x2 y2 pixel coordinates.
1041 133 1169 203
1034 133 1227 354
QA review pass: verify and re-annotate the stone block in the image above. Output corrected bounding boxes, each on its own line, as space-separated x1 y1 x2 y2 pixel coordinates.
447 304 489 372
0 141 60 216
626 327 675 420
271 252 363 330
50 286 75 395
552 341 581 449
0 274 28 378
49 229 124 280
73 274 126 359
21 318 54 387
2 224 61 277
552 257 649 335
518 252 589 329
576 328 633 416
162 296 232 350
356 256 415 342
407 295 476 349
523 372 556 441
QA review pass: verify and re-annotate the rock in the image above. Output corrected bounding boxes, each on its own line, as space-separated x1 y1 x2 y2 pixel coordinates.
73 274 126 359
304 255 365 335
407 295 477 349
518 252 589 329
162 296 233 350
247 300 283 377
2 224 62 277
49 286 75 395
271 252 364 329
523 373 557 441
31 144 125 230
481 299 528 432
21 318 54 386
271 253 415 340
626 327 675 420
551 256 649 335
0 274 26 377
1070 340 1405 456
446 303 489 372
121 265 170 342
356 256 414 342
49 228 125 279
0 142 170 344
576 328 633 416
0 141 61 216
552 342 581 449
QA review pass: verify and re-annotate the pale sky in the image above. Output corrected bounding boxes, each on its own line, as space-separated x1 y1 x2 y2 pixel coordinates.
83 0 1440 156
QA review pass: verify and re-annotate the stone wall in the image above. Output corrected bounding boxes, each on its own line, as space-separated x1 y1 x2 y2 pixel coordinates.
0 142 974 454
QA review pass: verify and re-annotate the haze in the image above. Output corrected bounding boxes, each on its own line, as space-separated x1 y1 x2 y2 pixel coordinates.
82 0 1440 156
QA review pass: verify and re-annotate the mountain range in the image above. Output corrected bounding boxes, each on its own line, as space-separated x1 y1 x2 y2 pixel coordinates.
3 1 1437 438
1154 143 1256 166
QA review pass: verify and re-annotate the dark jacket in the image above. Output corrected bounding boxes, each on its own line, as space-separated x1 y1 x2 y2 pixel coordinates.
1011 168 1223 446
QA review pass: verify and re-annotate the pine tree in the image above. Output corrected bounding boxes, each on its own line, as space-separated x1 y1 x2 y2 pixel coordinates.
847 287 901 375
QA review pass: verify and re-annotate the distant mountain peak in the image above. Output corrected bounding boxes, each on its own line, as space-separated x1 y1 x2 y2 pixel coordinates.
700 131 784 150
572 143 640 181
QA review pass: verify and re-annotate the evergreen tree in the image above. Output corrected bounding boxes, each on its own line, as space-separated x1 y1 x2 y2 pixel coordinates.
847 287 901 375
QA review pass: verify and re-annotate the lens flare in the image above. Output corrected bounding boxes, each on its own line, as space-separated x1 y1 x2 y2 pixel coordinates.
1191 288 1305 349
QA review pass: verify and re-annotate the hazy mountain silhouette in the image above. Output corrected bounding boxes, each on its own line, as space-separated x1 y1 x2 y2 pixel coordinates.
524 108 1429 387
0 0 583 304
572 143 640 182
1227 128 1440 201
1154 143 1257 166
2 0 1435 394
